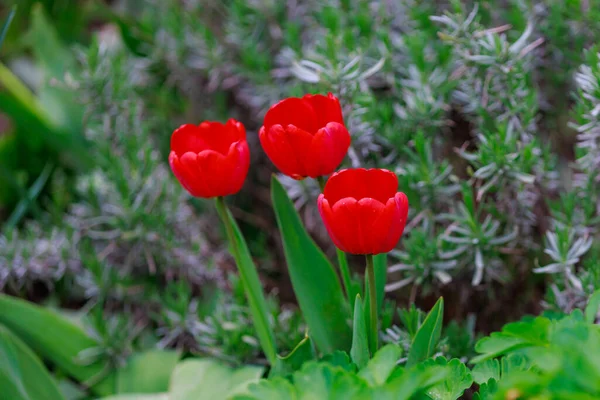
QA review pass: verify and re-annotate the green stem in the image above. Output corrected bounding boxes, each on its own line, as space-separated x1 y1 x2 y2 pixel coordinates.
366 254 378 354
316 175 353 302
316 175 327 192
214 196 277 365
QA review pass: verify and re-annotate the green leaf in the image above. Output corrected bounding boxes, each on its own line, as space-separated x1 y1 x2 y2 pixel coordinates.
471 317 551 363
271 176 352 354
234 377 296 400
116 350 181 394
358 344 402 386
421 357 473 400
0 6 16 49
293 362 369 399
0 295 115 396
373 253 387 310
27 4 83 137
0 324 65 400
350 295 369 369
100 395 168 400
169 359 264 400
585 289 600 323
214 198 277 365
407 297 444 367
378 361 449 400
472 379 498 400
270 335 316 378
5 162 53 230
471 359 500 385
320 351 355 372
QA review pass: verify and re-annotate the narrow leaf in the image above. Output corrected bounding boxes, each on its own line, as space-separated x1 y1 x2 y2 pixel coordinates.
0 295 115 396
271 176 352 354
0 324 65 400
0 6 16 49
406 297 444 367
350 295 369 369
214 199 277 365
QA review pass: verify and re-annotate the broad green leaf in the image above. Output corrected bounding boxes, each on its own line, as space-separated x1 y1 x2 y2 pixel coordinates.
319 351 354 372
472 379 498 400
234 377 296 400
214 198 277 365
350 295 369 369
0 324 65 400
169 359 264 400
471 336 529 364
0 295 115 396
271 176 352 354
471 317 551 363
471 359 500 384
407 297 444 367
270 335 316 378
358 344 402 386
377 361 448 400
100 395 168 400
585 289 600 323
421 357 473 400
293 362 369 399
117 350 181 394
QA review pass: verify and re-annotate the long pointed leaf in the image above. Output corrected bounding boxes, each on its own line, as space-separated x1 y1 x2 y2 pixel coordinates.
271 176 352 354
0 324 65 400
407 297 444 367
0 295 116 396
350 294 369 369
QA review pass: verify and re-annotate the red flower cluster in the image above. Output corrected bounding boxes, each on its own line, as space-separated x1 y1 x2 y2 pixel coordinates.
168 93 409 255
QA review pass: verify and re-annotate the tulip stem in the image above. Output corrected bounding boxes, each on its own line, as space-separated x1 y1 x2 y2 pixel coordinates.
366 254 378 354
316 176 353 302
316 175 327 192
214 196 278 365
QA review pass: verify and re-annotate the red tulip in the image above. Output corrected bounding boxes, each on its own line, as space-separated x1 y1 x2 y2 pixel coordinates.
259 93 351 180
318 168 409 255
169 119 250 198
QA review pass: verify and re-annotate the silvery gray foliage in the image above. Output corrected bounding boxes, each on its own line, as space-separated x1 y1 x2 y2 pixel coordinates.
572 52 600 181
0 225 80 292
433 4 541 141
534 228 592 292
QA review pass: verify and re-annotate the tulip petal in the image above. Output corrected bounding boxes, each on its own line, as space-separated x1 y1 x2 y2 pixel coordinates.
263 97 319 134
171 124 209 157
324 168 398 206
176 152 211 197
310 122 351 177
378 193 409 253
357 198 387 254
260 125 307 179
224 140 251 194
303 93 345 127
171 120 245 157
318 196 347 252
331 198 363 254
